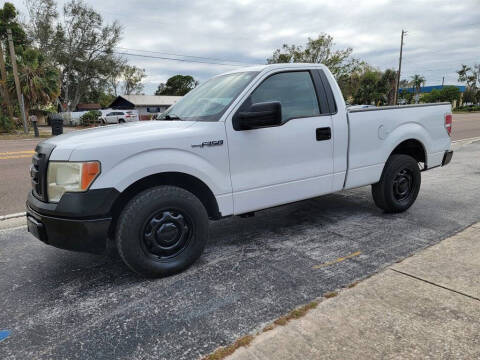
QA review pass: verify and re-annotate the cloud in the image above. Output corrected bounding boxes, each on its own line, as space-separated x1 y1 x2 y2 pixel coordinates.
15 0 480 93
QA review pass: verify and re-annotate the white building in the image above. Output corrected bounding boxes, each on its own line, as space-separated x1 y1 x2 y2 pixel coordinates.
109 95 183 120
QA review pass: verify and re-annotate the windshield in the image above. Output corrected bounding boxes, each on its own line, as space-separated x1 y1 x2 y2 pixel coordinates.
158 71 259 122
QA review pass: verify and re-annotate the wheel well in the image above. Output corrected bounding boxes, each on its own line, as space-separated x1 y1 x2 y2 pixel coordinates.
391 139 426 164
109 172 220 237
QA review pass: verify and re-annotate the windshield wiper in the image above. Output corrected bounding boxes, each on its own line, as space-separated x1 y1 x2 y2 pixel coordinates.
164 114 182 120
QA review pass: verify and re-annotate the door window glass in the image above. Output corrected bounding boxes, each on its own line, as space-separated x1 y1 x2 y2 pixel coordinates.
250 71 320 122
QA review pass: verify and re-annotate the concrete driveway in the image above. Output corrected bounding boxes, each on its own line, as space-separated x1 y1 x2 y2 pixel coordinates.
1 139 479 359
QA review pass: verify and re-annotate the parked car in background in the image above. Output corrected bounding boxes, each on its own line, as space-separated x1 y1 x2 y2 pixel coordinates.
99 110 139 124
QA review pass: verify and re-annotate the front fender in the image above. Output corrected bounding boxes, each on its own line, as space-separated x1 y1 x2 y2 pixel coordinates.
90 148 231 196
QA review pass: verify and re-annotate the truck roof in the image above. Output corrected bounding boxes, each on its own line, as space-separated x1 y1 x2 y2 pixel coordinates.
220 63 328 76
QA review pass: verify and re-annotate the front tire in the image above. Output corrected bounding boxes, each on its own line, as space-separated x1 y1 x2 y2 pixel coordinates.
115 186 209 277
372 154 421 213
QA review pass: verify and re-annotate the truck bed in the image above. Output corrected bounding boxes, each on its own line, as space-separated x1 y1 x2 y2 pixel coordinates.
344 102 452 189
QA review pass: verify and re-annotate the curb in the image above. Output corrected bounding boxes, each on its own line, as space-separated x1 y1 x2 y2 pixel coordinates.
0 212 26 221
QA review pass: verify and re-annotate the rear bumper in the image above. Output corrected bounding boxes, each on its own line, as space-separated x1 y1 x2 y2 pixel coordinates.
442 150 453 166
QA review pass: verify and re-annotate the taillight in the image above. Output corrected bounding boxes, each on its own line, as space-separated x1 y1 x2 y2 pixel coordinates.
445 114 452 136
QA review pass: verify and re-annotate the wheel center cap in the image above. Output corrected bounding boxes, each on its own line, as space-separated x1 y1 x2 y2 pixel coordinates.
398 178 409 193
156 222 179 244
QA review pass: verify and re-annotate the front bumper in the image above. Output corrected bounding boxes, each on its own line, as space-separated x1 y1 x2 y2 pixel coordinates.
27 206 111 253
26 188 119 254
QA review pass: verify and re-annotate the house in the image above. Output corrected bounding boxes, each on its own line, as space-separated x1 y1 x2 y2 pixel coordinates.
109 95 183 120
76 103 101 111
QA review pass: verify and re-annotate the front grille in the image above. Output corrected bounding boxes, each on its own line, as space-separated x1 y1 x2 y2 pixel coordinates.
31 143 55 202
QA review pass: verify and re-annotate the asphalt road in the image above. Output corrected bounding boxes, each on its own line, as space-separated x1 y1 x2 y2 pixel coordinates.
1 139 480 359
0 113 479 216
0 139 41 215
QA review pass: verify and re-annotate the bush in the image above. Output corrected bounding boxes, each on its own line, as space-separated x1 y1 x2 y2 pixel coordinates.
453 105 480 112
0 111 14 133
421 86 461 104
80 110 101 126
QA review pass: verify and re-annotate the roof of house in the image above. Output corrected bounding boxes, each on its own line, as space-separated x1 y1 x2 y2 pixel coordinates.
399 85 466 94
113 95 183 107
76 103 101 110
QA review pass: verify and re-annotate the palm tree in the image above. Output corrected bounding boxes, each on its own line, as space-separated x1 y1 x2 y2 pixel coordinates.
9 47 60 119
411 74 426 103
457 64 471 84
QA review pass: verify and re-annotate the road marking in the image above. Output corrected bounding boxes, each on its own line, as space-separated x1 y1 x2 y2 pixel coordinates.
0 154 33 160
0 212 26 221
0 330 10 343
0 150 35 155
312 251 362 269
452 136 480 144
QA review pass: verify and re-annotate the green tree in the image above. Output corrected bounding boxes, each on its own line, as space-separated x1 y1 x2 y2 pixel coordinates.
411 74 426 103
380 69 397 105
463 87 476 104
422 86 460 105
121 65 146 95
24 0 59 57
267 33 360 79
457 64 479 88
11 47 60 117
0 2 28 48
26 0 123 111
353 70 384 105
336 61 372 102
0 2 59 129
399 89 414 104
155 75 198 96
439 86 461 103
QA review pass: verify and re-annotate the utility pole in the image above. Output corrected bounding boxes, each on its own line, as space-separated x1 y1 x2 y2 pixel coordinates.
393 29 406 105
442 76 445 87
7 28 28 134
0 42 14 120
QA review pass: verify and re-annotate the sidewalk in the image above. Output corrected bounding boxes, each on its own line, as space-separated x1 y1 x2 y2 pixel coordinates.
222 223 480 360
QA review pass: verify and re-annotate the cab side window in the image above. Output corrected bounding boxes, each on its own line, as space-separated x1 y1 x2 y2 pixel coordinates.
250 71 320 122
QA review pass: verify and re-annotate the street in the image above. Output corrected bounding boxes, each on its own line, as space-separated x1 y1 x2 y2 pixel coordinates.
0 139 40 216
0 113 479 216
1 135 479 359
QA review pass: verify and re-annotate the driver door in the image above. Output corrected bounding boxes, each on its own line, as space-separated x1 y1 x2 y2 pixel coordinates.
225 70 334 215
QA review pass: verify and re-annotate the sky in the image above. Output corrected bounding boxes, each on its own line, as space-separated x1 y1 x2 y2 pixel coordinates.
13 0 480 95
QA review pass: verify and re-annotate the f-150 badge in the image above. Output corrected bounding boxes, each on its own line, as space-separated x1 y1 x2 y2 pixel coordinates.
191 140 224 148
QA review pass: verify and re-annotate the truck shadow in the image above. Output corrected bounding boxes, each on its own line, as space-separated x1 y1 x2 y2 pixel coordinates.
38 189 378 283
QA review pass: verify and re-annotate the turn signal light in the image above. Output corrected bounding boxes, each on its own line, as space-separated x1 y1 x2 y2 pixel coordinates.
81 161 101 190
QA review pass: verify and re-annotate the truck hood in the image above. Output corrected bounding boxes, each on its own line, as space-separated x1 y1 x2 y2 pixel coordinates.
43 121 196 160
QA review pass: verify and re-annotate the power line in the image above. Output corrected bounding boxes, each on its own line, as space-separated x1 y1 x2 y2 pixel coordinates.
116 47 252 65
113 50 255 67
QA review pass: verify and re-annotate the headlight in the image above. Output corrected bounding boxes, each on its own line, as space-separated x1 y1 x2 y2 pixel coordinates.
47 161 100 202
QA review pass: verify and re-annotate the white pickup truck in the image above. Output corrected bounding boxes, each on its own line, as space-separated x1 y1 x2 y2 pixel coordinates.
27 63 453 277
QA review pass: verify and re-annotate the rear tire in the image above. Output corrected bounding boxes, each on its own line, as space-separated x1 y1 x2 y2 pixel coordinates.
372 154 421 213
118 119 125 123
115 186 209 277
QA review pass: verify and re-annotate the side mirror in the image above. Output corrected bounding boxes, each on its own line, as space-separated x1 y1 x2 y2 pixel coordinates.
234 101 282 130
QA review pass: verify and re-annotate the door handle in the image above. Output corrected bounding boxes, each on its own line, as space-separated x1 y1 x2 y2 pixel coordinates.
316 127 331 141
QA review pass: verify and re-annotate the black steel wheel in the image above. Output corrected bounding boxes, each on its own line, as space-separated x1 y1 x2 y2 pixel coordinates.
116 186 209 277
141 210 193 260
372 154 421 213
